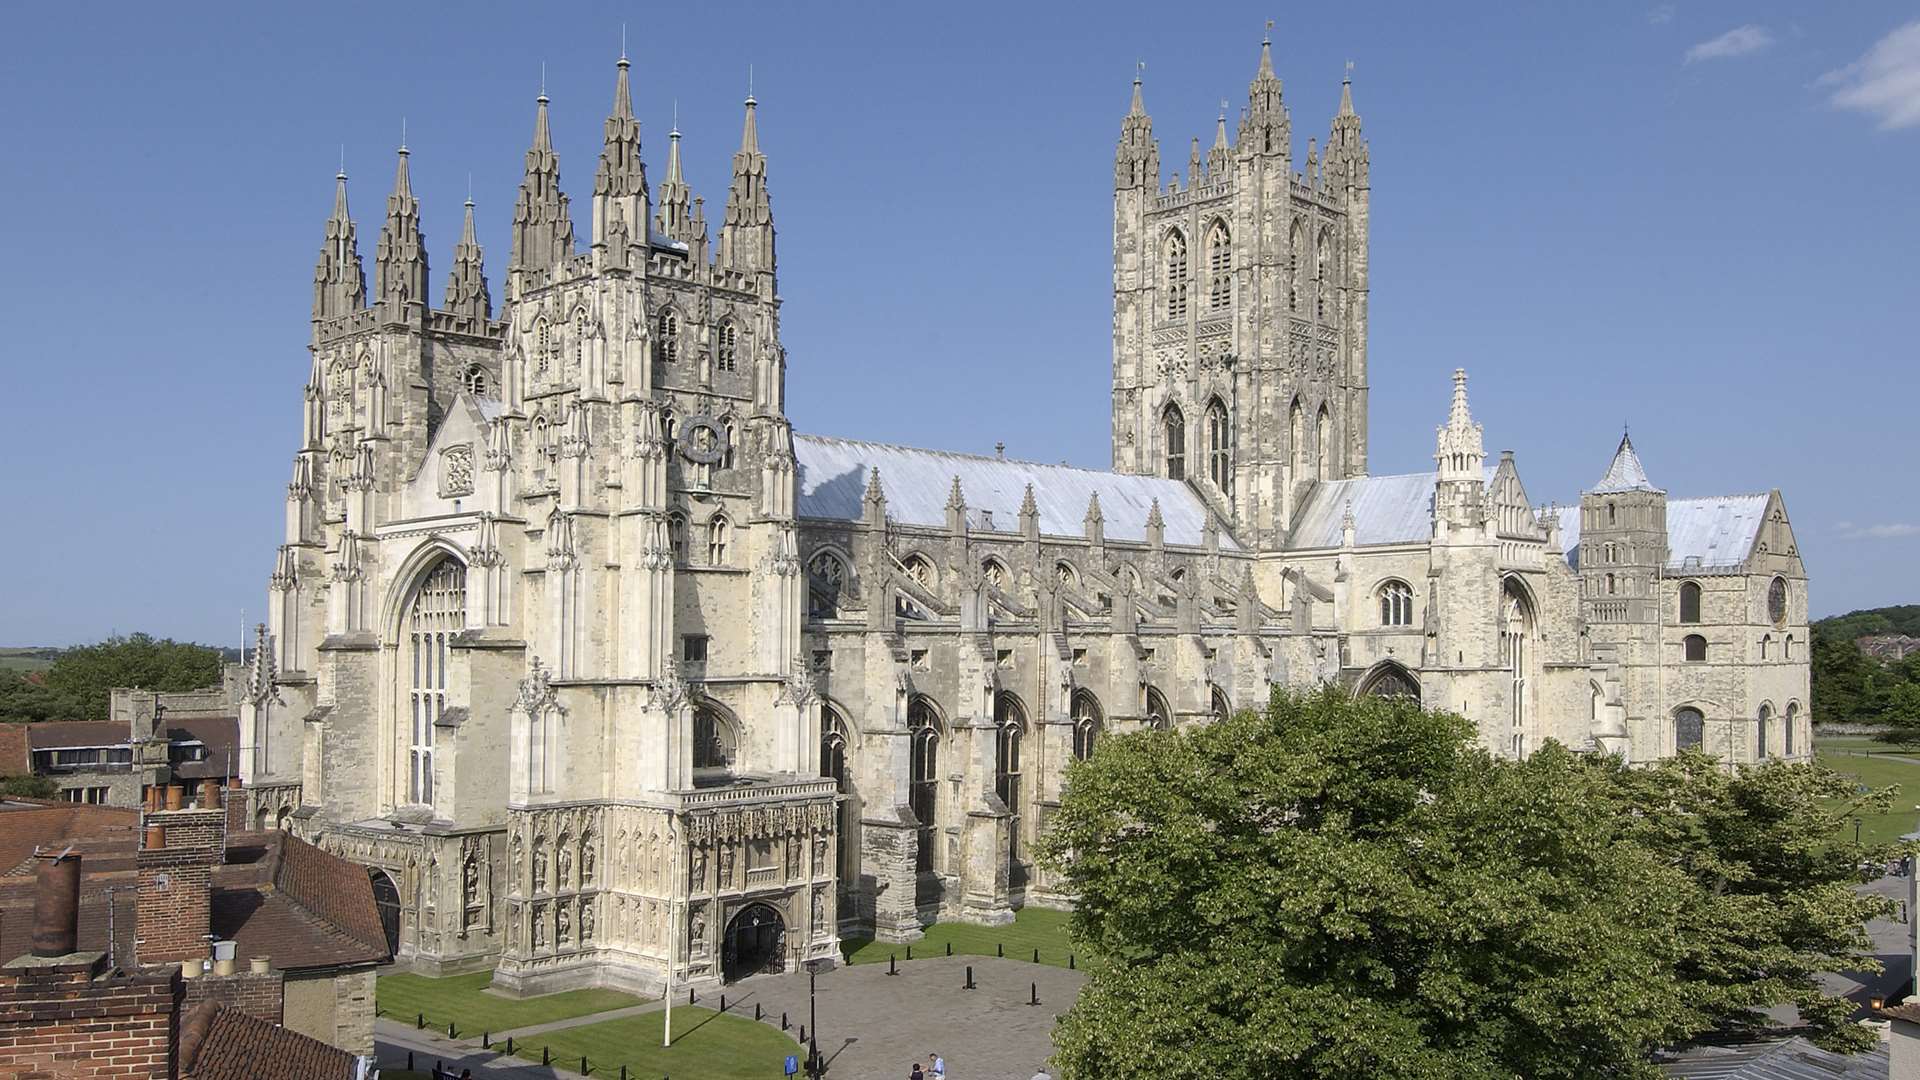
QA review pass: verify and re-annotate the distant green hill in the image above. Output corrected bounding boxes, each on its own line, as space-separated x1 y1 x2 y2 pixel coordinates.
0 648 60 674
1811 605 1920 726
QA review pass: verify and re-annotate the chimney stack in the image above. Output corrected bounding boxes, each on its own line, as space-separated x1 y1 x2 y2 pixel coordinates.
30 848 81 958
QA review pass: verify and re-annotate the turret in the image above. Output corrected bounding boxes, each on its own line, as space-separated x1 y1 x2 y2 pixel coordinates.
1114 71 1159 190
510 90 575 279
312 169 366 322
1240 33 1289 157
1433 369 1486 536
718 94 776 282
1325 64 1368 191
444 196 491 323
1579 433 1668 622
1207 105 1231 177
373 145 428 321
591 55 649 265
654 120 695 243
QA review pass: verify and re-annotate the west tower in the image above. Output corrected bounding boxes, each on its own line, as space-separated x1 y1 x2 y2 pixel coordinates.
1112 38 1370 548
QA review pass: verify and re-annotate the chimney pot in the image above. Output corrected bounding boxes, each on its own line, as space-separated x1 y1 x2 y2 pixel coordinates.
145 825 167 850
30 850 81 958
165 785 184 811
180 958 202 979
199 780 220 809
212 957 236 977
248 956 270 974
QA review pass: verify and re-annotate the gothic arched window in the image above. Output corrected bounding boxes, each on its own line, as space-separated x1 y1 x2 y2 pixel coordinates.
1785 702 1799 756
1206 220 1232 311
654 310 678 363
821 704 853 893
721 418 737 470
994 694 1026 872
1316 405 1332 482
1289 398 1306 476
1288 222 1303 312
908 698 941 873
667 513 688 564
1164 231 1189 320
405 558 466 808
1145 686 1171 731
1163 405 1186 480
1205 398 1231 497
1679 581 1702 624
716 320 738 372
462 364 489 397
1379 580 1414 627
534 319 553 377
707 515 730 566
693 704 736 773
1315 226 1332 319
1071 690 1103 762
808 551 846 618
1210 685 1233 724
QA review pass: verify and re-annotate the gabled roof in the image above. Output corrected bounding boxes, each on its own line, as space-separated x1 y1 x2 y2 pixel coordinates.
793 434 1231 549
1654 1036 1887 1078
1556 494 1771 573
1285 467 1499 550
210 831 388 971
181 1001 362 1080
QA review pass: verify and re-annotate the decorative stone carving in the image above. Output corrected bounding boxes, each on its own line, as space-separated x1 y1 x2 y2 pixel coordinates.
439 444 475 498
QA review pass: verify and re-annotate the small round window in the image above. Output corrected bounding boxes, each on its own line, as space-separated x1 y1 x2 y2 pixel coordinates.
1767 577 1787 628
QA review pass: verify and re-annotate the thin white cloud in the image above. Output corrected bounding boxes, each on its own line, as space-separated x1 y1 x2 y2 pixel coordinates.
1836 522 1920 540
1819 19 1920 130
1649 5 1675 26
1685 24 1774 63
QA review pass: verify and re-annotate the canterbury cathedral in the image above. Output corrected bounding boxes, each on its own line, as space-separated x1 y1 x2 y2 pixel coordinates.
235 39 1810 995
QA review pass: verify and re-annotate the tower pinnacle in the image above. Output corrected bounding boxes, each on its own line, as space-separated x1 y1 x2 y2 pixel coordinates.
719 91 775 279
313 167 366 322
1434 368 1485 482
373 144 427 317
444 194 491 323
511 89 575 275
592 55 649 258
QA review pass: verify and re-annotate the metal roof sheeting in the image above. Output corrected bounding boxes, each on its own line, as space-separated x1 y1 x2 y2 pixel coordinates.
1654 1036 1887 1079
1285 468 1499 550
793 434 1231 549
1557 494 1768 572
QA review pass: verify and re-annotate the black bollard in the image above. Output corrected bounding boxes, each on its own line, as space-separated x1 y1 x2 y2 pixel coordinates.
621 1068 627 1080
888 954 897 976
417 1011 425 1029
800 1024 807 1044
482 1032 490 1050
997 942 1003 958
1033 948 1040 964
581 1055 588 1075
689 987 697 1005
906 944 913 961
406 1052 415 1071
506 1036 515 1055
756 1002 762 1021
720 993 727 1013
782 1011 789 1030
964 964 975 990
1031 981 1039 1006
448 1020 456 1039
1070 953 1076 970
542 1046 550 1066
946 942 952 957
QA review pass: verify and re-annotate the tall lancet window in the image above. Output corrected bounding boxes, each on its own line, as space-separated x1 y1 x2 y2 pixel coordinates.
1205 398 1231 497
707 515 731 566
654 310 678 363
1164 231 1189 320
1163 405 1186 480
716 321 738 372
407 558 466 807
908 698 941 873
1316 405 1332 481
1207 220 1232 310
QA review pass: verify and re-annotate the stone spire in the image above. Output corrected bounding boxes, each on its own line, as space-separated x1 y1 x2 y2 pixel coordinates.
510 90 575 275
444 196 491 323
1114 69 1159 189
654 119 695 243
1591 432 1657 493
1207 103 1231 176
1326 62 1368 190
312 168 366 322
1434 368 1484 483
1242 30 1289 156
592 55 649 258
718 92 776 279
374 144 428 316
1084 492 1105 546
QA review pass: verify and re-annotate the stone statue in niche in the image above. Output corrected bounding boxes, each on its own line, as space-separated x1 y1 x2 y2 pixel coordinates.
581 840 596 886
506 906 519 951
557 903 571 946
510 835 523 892
531 906 547 950
690 904 706 953
719 845 734 889
532 843 548 893
557 844 572 890
690 846 706 891
811 888 825 931
581 900 594 943
813 836 828 877
787 834 800 877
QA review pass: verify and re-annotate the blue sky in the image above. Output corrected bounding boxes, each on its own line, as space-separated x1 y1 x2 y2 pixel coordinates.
1 2 1915 646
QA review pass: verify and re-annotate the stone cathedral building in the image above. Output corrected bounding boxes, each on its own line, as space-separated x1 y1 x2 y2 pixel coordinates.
236 40 1811 994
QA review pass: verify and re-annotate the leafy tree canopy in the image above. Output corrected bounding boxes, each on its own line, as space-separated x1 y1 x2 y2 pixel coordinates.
1038 689 1896 1080
0 775 58 799
0 634 223 725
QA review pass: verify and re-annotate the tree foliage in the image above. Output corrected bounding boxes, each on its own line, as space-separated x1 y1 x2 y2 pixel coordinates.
0 774 58 799
1808 605 1920 734
1037 689 1897 1080
0 634 223 724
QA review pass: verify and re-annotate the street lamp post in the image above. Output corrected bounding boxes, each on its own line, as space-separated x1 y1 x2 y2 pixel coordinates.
805 957 827 1077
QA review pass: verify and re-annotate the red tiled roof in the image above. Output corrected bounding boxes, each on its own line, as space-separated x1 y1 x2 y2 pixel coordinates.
180 1001 360 1080
273 832 388 958
0 801 138 876
208 832 388 971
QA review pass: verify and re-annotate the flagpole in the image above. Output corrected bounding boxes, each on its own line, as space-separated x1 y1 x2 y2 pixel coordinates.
663 818 676 1048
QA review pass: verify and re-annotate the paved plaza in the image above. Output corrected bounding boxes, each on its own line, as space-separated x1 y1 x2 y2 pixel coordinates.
376 955 1085 1080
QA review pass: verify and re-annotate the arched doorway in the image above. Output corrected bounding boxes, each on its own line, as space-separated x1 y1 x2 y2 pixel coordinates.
722 902 785 983
368 868 401 957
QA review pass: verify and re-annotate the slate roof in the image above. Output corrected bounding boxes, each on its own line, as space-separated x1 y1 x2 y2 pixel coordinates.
793 434 1231 549
1654 1036 1887 1078
1285 467 1501 550
1593 432 1659 493
1556 494 1770 573
181 1001 361 1080
25 716 239 779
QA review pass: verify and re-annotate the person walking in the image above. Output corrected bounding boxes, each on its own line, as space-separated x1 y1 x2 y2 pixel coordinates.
929 1051 946 1080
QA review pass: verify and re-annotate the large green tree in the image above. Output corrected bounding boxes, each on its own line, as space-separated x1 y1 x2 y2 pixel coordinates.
0 634 223 724
1037 689 1896 1080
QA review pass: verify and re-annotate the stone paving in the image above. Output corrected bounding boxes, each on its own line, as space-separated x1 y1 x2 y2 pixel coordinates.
375 955 1082 1080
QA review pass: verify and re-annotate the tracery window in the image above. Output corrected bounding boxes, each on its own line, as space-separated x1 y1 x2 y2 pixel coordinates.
821 705 852 889
463 364 489 397
1144 686 1171 731
1379 580 1414 627
1210 685 1233 724
1679 581 1702 624
1164 231 1189 320
535 319 553 377
707 515 730 566
994 694 1026 872
661 408 677 444
902 553 935 589
716 320 738 372
1289 399 1306 477
1055 561 1079 590
721 418 737 470
1206 220 1232 311
1205 398 1231 496
808 551 846 618
1071 690 1103 763
908 698 941 873
654 310 678 363
405 558 466 807
1163 405 1186 480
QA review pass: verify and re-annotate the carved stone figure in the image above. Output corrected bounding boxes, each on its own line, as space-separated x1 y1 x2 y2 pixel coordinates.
580 900 594 943
581 839 596 886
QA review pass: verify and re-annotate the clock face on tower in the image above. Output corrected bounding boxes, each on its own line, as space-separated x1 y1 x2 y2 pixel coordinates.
678 416 725 465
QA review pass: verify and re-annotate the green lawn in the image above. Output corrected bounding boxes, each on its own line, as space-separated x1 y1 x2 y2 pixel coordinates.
510 1006 799 1080
1816 747 1920 848
375 969 642 1037
840 905 1084 969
